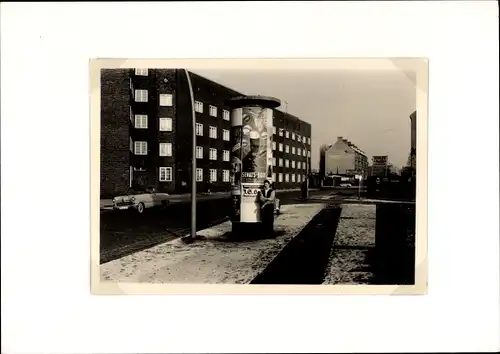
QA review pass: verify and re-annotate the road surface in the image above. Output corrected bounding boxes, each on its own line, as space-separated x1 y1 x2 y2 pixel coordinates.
99 189 338 264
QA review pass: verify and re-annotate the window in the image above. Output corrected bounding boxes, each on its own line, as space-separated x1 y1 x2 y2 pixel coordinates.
159 117 172 131
223 150 230 162
209 148 217 160
196 123 203 136
222 129 230 141
279 129 283 137
196 168 203 182
196 146 203 159
303 136 307 143
285 145 289 153
159 143 172 157
279 173 283 182
134 141 147 155
223 109 230 121
279 143 283 152
298 147 301 156
209 169 217 182
297 174 301 183
159 94 173 106
209 105 217 117
134 114 147 129
303 149 306 157
279 158 283 167
129 137 133 152
135 68 148 76
308 150 311 157
209 126 217 139
297 134 301 141
285 174 289 182
308 137 311 145
292 132 295 140
285 131 290 138
223 169 230 182
272 141 276 150
195 101 203 113
291 174 296 183
292 161 296 168
273 126 277 135
285 159 289 168
297 161 301 169
159 167 172 182
272 157 276 166
135 89 148 102
292 146 296 155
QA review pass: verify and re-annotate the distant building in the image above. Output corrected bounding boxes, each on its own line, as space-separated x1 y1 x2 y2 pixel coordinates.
370 155 390 176
324 136 368 176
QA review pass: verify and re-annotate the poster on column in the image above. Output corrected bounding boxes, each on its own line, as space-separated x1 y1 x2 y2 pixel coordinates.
231 105 273 223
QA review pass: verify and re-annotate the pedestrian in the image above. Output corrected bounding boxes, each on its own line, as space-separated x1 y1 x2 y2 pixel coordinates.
301 179 306 199
259 179 276 235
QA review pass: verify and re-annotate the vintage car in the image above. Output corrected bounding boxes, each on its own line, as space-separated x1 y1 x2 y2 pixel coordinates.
112 187 170 214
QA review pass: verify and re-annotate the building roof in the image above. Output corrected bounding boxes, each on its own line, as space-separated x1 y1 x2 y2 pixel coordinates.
335 136 367 156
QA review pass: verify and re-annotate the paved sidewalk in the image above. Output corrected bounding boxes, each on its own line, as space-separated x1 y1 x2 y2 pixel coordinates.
99 203 326 284
100 188 318 209
323 204 377 285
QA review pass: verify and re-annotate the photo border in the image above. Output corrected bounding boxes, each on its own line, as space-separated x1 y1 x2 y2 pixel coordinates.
90 58 428 295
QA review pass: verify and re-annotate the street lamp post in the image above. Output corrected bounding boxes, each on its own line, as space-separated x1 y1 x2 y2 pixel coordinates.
182 69 198 243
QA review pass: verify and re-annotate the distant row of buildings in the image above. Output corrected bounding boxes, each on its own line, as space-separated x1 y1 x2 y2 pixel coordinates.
100 69 312 198
319 110 417 179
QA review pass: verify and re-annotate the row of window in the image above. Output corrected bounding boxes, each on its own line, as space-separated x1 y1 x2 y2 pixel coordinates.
131 140 173 157
272 141 311 157
273 157 308 170
131 110 173 131
276 128 311 145
196 102 230 120
158 167 307 184
195 123 230 140
132 88 174 106
131 139 309 169
158 167 231 183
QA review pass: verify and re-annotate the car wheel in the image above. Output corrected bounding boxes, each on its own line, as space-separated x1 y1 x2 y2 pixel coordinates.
137 203 145 214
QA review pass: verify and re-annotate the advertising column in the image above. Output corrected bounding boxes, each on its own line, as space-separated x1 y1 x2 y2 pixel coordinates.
227 96 281 227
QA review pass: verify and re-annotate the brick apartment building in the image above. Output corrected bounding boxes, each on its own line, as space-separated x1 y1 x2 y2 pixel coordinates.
100 69 312 198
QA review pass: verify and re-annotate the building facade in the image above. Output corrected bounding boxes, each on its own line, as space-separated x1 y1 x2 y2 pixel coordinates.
324 136 368 176
100 69 312 198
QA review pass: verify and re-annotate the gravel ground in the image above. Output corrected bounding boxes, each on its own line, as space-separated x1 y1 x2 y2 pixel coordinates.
100 203 326 284
323 204 377 285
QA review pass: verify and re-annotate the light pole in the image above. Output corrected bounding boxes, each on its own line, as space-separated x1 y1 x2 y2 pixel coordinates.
182 69 198 243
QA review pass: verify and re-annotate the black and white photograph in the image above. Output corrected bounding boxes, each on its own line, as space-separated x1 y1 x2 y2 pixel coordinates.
4 2 499 353
92 58 427 293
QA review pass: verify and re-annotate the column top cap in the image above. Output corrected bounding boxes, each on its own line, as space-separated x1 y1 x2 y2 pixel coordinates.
225 95 281 109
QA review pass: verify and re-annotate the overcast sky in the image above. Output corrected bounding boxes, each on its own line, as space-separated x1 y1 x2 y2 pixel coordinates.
192 68 416 169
